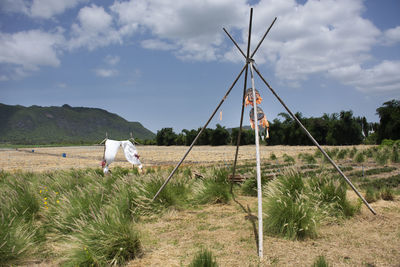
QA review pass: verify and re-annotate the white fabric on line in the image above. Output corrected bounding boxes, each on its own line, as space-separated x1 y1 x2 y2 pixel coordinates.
121 141 142 169
104 139 121 166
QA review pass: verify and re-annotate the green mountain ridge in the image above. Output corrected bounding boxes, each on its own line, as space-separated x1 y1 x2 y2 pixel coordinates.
0 103 155 145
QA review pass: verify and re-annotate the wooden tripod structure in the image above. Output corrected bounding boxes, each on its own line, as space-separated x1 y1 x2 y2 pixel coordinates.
153 8 376 259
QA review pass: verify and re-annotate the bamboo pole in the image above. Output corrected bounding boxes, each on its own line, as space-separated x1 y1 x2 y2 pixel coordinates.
231 8 253 184
252 65 376 215
249 61 263 258
152 64 248 201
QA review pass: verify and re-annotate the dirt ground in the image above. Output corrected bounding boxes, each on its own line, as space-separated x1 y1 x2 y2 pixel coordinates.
0 145 369 172
129 193 400 267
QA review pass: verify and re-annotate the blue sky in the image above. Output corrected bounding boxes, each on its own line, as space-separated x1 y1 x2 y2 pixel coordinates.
1 0 399 134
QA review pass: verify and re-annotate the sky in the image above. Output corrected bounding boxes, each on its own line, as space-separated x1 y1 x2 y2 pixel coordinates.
1 0 399 134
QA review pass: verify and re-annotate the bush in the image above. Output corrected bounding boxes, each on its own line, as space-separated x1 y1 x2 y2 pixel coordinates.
312 255 329 267
375 148 390 165
336 149 349 160
309 174 360 218
193 169 231 204
380 187 394 201
365 187 379 203
189 248 218 267
349 147 357 158
282 154 295 164
241 175 272 197
64 209 142 266
263 171 318 240
354 152 365 163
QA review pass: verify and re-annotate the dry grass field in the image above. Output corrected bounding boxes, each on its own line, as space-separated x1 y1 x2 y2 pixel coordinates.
130 195 400 267
1 145 399 266
0 145 369 172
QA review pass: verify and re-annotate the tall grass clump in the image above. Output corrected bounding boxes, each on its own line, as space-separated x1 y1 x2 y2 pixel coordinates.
364 187 378 203
380 187 394 201
63 208 142 266
349 147 358 159
300 153 317 164
374 148 390 165
263 170 318 240
0 173 43 265
391 145 400 163
354 152 365 163
141 172 191 210
312 255 330 267
282 154 295 164
241 174 272 197
0 215 40 265
188 248 218 267
193 168 231 204
309 173 360 218
336 149 349 160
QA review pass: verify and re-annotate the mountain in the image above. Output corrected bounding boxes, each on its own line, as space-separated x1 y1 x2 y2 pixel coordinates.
0 103 155 145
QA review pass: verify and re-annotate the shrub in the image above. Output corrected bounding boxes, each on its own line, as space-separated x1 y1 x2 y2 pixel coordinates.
64 209 142 266
193 169 231 204
349 147 357 158
312 255 329 267
375 148 390 165
336 149 349 160
241 175 272 197
380 187 394 201
0 216 40 266
0 174 43 265
141 173 191 211
189 248 218 267
263 171 318 240
365 187 379 203
282 154 295 164
391 145 400 163
302 153 317 164
309 174 360 218
354 152 365 163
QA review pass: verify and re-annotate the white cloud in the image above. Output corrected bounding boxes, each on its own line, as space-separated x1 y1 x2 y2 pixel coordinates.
329 60 400 92
94 68 118 77
0 29 64 79
0 0 86 19
382 26 400 46
104 55 120 65
111 0 248 61
68 4 122 50
30 0 86 19
0 0 29 14
141 39 176 51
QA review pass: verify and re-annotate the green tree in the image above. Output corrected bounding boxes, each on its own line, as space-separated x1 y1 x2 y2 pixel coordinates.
197 128 213 145
231 128 255 145
182 129 198 146
156 128 177 146
376 100 400 143
210 124 230 146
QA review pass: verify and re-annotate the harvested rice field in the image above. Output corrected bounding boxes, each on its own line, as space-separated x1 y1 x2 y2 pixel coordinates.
0 145 371 172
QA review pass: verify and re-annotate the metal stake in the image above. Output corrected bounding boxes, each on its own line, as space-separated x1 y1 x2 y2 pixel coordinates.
249 61 263 258
232 8 253 184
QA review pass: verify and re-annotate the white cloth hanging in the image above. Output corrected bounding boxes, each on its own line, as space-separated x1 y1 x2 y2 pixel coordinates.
121 141 142 169
103 139 142 173
104 140 121 165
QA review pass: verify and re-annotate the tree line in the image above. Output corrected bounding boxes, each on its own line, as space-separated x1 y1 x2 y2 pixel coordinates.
154 100 400 146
